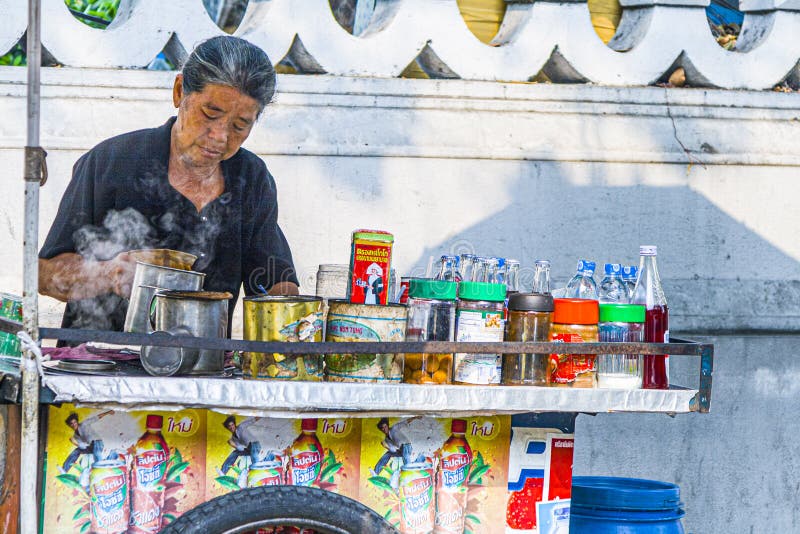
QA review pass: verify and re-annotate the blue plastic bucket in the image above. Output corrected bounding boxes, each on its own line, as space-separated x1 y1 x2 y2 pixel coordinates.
570 476 685 533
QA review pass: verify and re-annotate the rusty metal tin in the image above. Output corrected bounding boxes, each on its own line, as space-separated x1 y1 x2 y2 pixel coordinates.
325 300 407 382
242 295 325 381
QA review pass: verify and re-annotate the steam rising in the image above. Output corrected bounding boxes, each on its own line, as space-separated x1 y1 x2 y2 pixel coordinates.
55 162 229 330
74 208 155 261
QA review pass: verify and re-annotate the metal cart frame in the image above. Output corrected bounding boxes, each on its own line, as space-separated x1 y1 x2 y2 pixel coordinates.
11 2 713 532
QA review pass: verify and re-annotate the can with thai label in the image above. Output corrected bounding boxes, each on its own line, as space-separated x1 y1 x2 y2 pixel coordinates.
347 229 394 306
89 459 129 534
242 296 325 381
325 301 406 382
399 461 436 533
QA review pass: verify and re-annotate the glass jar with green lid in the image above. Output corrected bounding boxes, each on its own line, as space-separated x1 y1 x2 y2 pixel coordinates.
454 281 507 385
404 279 458 384
597 303 646 389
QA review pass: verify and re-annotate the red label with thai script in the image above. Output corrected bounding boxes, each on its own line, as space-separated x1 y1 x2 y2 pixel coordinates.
549 333 595 384
348 236 393 306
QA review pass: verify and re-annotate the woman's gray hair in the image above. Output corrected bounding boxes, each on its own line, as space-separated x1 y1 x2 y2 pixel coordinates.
182 36 276 112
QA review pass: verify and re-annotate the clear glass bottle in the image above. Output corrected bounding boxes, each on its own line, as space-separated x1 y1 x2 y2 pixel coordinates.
434 255 461 282
505 260 521 294
621 265 638 302
599 263 627 304
485 258 501 284
532 260 551 294
631 246 669 389
471 257 490 283
564 260 598 300
459 254 477 283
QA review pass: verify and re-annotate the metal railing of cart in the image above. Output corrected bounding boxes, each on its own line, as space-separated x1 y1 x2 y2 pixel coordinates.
0 318 713 417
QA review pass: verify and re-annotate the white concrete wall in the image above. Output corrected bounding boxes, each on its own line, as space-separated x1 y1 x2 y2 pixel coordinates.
2 67 799 331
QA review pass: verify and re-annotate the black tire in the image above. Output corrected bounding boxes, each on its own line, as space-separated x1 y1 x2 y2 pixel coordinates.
160 485 398 534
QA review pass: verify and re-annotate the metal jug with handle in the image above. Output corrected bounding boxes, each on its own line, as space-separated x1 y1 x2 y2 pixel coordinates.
124 261 206 334
141 290 232 376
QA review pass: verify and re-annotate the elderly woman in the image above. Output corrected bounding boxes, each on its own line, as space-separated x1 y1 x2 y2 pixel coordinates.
39 36 299 333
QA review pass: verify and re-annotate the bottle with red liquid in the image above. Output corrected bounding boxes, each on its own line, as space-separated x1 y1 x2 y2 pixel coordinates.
631 245 669 389
130 414 169 533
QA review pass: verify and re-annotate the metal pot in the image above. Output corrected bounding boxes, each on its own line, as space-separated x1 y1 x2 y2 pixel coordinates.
140 326 198 377
124 261 206 334
142 290 232 376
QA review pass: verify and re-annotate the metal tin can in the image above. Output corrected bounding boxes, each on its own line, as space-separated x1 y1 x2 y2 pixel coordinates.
0 293 22 357
399 461 436 533
325 301 407 382
347 229 394 306
398 277 411 304
242 296 325 381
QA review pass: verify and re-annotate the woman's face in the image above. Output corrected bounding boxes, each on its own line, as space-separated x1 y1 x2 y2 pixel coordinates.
172 74 261 168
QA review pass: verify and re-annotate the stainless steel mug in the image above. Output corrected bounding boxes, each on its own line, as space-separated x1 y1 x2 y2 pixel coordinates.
124 261 206 334
141 290 232 376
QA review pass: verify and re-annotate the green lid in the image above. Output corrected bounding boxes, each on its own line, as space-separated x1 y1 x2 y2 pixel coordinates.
458 281 507 302
408 279 458 300
352 229 394 243
599 303 645 323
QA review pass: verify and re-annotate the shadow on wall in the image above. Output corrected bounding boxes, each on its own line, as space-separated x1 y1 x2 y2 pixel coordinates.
385 161 800 333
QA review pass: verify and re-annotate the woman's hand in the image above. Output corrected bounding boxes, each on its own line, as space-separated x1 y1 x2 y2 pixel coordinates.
267 282 300 296
101 251 137 299
39 251 138 302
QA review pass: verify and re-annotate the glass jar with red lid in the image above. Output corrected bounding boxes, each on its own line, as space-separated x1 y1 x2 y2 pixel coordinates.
549 298 599 388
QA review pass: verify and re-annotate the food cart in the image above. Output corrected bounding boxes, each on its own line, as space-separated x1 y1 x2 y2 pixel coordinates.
0 1 714 533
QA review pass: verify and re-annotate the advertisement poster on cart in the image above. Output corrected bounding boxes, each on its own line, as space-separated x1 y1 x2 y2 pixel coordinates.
42 404 207 534
505 413 575 534
360 415 510 533
206 412 361 501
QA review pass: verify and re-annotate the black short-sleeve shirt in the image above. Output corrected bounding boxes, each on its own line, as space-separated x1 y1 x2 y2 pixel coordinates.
39 117 298 331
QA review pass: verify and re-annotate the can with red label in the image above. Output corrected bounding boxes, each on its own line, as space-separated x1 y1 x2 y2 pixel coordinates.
347 230 394 306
